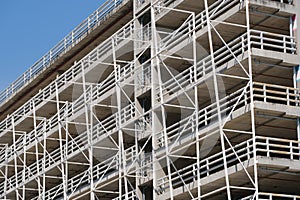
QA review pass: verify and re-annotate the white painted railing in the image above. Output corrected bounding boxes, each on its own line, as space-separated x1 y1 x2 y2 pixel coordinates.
41 148 137 199
0 0 297 196
125 145 138 165
242 192 300 200
0 103 135 196
140 152 152 175
116 62 135 81
157 136 300 193
0 0 293 169
136 61 152 89
0 19 136 172
250 30 296 54
136 0 150 9
44 155 119 199
136 22 152 48
159 0 241 50
0 25 142 193
271 0 293 4
38 144 138 199
119 103 136 125
2 78 298 196
157 30 296 102
156 85 248 147
257 192 300 199
112 190 137 200
0 0 125 105
253 82 300 106
0 19 135 142
0 90 138 195
156 82 300 147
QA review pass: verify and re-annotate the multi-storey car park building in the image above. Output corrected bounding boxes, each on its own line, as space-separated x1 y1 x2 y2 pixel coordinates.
0 0 300 199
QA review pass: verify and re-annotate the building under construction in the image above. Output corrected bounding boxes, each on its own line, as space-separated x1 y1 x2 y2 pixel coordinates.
0 0 300 199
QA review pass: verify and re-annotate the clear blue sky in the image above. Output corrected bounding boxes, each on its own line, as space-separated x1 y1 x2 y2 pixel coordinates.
0 0 106 91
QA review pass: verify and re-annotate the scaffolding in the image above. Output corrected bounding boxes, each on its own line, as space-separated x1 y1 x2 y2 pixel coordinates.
0 0 300 199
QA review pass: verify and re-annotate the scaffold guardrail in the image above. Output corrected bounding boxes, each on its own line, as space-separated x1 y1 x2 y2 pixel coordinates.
0 0 293 153
35 146 138 199
156 82 300 147
241 192 300 200
157 29 296 102
112 190 137 200
1 79 298 197
157 136 300 194
0 102 137 196
0 0 297 197
0 24 296 185
0 0 124 106
0 26 297 179
0 19 136 140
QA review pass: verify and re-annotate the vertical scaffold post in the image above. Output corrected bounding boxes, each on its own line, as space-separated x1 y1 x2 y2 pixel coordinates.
204 0 231 199
245 0 259 198
55 77 67 200
151 2 174 200
150 2 157 199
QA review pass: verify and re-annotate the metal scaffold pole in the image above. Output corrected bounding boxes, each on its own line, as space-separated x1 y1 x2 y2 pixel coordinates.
245 0 259 198
151 3 175 199
204 0 231 198
150 3 158 200
55 77 67 200
191 10 201 200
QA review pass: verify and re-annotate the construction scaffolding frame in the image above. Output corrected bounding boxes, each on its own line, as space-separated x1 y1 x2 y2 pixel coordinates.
0 0 299 199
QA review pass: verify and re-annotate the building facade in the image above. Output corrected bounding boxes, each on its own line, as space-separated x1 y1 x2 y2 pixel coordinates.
0 0 300 199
